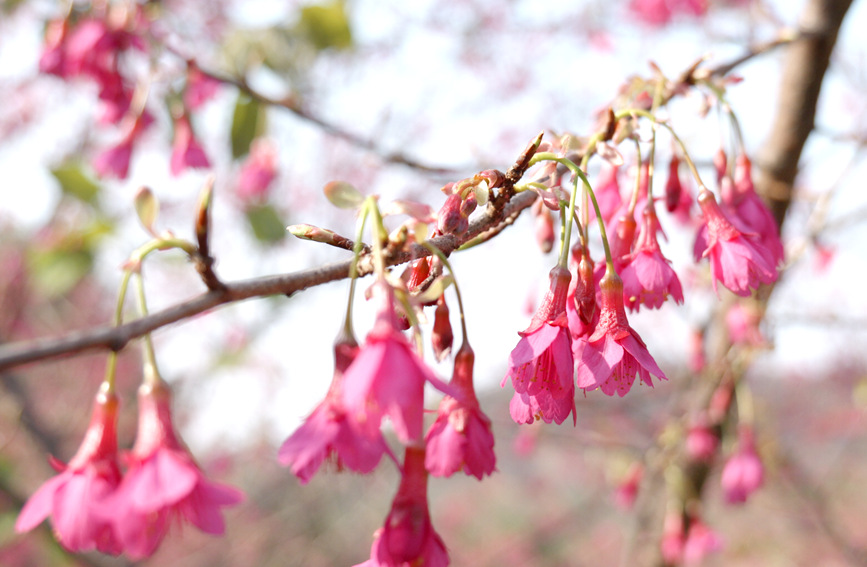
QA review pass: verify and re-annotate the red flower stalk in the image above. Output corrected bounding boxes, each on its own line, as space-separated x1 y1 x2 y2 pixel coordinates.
16 389 123 555
108 382 244 560
355 447 449 567
278 332 390 483
502 266 576 425
341 281 454 444
693 189 778 296
574 271 666 396
425 343 496 480
721 426 764 504
620 205 684 311
170 114 210 176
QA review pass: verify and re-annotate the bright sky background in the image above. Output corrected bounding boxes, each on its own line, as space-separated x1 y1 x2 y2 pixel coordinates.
1 0 866 453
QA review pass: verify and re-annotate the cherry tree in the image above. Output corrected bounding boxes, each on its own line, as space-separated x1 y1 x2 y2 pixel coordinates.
0 0 865 565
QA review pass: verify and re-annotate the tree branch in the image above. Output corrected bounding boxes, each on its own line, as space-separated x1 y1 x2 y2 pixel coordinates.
0 190 538 372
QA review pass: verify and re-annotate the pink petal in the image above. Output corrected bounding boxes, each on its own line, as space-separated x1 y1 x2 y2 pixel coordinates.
15 473 67 533
128 450 199 512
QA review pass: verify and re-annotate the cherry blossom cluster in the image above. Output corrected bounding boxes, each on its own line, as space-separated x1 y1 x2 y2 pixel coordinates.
15 379 243 559
37 2 279 202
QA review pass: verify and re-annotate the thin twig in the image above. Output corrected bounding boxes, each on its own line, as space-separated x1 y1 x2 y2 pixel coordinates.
0 190 538 372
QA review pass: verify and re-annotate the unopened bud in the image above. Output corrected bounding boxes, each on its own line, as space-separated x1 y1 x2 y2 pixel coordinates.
431 295 453 362
665 156 682 213
134 186 159 234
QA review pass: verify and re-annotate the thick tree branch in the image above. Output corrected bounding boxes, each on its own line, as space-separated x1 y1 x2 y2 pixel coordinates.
0 190 538 372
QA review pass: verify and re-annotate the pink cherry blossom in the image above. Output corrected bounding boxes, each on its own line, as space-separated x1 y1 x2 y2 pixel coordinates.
237 138 279 203
108 382 243 560
170 114 211 176
721 427 764 504
725 301 766 346
566 244 598 339
502 266 575 425
341 281 454 444
430 295 453 362
613 463 643 510
93 111 151 179
184 62 222 110
575 271 667 396
621 206 683 311
15 390 123 555
278 335 390 483
425 344 496 480
683 517 723 565
355 447 449 567
693 189 778 296
685 418 718 462
723 154 785 266
591 163 624 225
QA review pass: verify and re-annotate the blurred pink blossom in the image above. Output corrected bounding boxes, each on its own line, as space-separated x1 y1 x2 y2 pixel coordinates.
237 138 278 202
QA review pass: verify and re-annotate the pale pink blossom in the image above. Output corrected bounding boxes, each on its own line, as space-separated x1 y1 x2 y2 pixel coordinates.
693 189 778 296
108 383 243 560
170 114 211 176
575 271 666 396
15 390 123 555
685 418 718 462
425 344 496 479
721 427 764 504
93 111 150 179
613 463 643 510
725 301 766 346
591 163 624 225
356 447 449 567
184 62 221 109
237 138 278 202
683 517 723 565
502 267 575 425
342 281 454 444
621 206 683 311
278 335 390 482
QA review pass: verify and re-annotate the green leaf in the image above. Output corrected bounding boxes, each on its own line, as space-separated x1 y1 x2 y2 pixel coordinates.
245 204 286 243
323 181 364 209
297 1 353 51
50 163 101 205
230 93 266 159
27 248 94 298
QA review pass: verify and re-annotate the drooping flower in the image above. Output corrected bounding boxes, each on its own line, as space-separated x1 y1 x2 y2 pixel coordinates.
502 266 575 425
566 243 598 339
682 516 723 565
725 301 766 347
170 114 210 176
621 205 684 311
341 280 454 444
108 382 244 560
693 189 778 296
724 153 785 266
685 417 718 463
613 462 643 510
425 343 496 480
721 426 764 504
93 110 151 179
15 389 123 555
236 137 278 203
355 447 449 567
278 332 390 483
590 163 624 225
184 62 221 110
575 270 667 396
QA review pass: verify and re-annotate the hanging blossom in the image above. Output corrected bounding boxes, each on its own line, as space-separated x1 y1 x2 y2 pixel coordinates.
566 243 598 340
720 426 764 504
693 189 778 297
16 389 124 555
341 280 455 445
278 332 391 483
574 271 667 396
169 113 211 176
620 204 684 311
93 109 152 179
502 266 576 425
355 447 449 567
237 138 279 204
723 154 785 266
425 343 496 480
107 381 244 560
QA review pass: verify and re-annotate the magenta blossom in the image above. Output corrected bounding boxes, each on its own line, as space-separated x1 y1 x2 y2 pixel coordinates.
184 62 221 110
693 189 778 296
356 447 449 567
16 389 123 555
566 244 598 340
721 427 764 504
425 344 496 480
278 334 390 483
93 111 150 179
724 154 785 266
575 271 667 396
685 417 719 463
237 138 279 203
621 206 684 311
170 114 210 176
502 266 575 425
342 281 455 444
108 382 244 560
